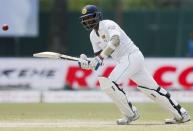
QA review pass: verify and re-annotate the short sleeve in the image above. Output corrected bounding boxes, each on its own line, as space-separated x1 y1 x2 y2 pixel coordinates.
105 20 121 38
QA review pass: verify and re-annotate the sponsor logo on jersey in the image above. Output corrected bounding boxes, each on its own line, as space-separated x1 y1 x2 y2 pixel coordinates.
108 25 116 30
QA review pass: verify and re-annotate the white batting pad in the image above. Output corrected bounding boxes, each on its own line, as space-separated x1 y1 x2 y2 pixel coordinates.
98 77 136 118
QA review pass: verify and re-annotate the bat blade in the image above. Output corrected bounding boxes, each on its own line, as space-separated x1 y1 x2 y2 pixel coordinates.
33 51 80 61
33 52 61 59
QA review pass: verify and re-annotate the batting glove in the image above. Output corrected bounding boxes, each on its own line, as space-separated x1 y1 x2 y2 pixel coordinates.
89 56 103 70
78 54 91 70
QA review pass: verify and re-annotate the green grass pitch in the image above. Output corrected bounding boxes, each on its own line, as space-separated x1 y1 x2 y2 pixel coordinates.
0 103 192 131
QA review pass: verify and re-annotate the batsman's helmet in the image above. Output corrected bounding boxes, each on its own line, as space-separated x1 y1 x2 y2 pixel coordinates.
80 5 102 30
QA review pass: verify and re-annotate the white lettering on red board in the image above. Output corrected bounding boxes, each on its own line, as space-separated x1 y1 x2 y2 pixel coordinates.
65 65 193 90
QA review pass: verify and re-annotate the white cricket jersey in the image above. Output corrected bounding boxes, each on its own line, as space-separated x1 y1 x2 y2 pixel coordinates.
90 19 139 61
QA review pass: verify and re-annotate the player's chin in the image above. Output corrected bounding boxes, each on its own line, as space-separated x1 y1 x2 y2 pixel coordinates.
90 24 97 29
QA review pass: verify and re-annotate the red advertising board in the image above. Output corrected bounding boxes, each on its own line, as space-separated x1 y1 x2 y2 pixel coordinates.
64 58 193 90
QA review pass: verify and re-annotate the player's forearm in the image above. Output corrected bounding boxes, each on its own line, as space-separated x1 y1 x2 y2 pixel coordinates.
100 35 120 58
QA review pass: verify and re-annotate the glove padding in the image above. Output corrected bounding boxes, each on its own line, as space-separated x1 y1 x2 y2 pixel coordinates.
78 54 91 70
89 56 103 70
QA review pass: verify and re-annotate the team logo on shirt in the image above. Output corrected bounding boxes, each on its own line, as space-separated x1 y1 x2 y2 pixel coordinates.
82 8 87 14
101 35 108 42
102 35 106 39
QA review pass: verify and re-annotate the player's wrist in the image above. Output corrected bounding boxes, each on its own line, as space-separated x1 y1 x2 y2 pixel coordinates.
98 55 104 61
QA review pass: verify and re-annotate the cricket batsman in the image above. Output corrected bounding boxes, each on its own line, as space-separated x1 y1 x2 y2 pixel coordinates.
78 5 190 125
